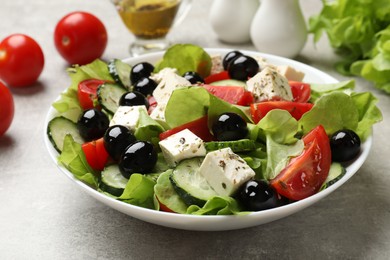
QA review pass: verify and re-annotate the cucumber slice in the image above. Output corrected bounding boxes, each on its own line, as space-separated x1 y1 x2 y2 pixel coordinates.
210 79 246 87
99 164 128 197
97 83 127 114
108 59 132 89
169 158 218 207
321 162 346 190
47 116 84 152
154 170 188 213
205 139 256 153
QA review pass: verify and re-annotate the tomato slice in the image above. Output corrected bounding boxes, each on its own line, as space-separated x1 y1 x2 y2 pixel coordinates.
77 79 106 110
159 115 214 142
250 101 313 123
289 81 311 103
204 71 230 84
82 137 109 171
270 125 331 200
202 85 254 106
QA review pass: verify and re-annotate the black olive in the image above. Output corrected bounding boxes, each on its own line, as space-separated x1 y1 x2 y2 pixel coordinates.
330 129 361 162
119 141 158 178
119 91 149 109
223 50 243 70
212 112 248 141
103 125 136 161
77 108 109 141
182 71 205 84
130 62 154 84
228 55 259 81
237 180 286 211
133 77 157 96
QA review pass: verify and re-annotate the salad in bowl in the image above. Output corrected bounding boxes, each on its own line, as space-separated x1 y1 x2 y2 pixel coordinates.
45 44 382 230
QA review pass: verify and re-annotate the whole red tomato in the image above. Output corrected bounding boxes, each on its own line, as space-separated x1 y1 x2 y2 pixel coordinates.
0 81 14 136
0 34 44 87
54 11 108 65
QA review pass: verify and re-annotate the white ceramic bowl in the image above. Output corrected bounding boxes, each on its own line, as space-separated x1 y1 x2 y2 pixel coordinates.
44 49 372 231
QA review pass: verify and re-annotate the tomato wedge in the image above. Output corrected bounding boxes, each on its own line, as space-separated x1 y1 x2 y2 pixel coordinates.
250 101 313 123
82 137 110 171
204 70 230 84
270 125 331 200
77 79 106 110
159 115 214 141
289 81 311 103
202 85 254 106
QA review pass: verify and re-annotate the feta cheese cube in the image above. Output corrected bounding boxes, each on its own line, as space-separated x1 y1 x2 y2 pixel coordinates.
199 148 255 197
246 67 293 102
109 105 148 131
150 68 191 103
149 102 166 122
159 129 206 167
277 65 305 82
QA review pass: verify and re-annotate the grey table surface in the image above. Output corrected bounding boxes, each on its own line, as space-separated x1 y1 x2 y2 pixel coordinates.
1 0 389 259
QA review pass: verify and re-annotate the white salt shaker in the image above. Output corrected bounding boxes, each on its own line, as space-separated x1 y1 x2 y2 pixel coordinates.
209 0 259 44
250 0 307 58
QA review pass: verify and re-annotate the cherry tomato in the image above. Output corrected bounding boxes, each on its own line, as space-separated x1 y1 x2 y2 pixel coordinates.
82 137 110 171
159 115 214 142
289 81 311 103
270 125 331 200
54 11 107 65
202 85 254 106
77 79 106 110
0 81 14 136
250 101 313 123
0 34 44 87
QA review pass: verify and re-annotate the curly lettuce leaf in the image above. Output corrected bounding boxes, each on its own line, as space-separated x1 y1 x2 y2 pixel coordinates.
58 135 98 188
154 44 212 78
309 0 390 93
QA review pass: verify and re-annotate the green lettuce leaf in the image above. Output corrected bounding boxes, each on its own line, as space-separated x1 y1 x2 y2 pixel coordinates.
52 59 113 122
154 170 188 214
58 135 98 188
119 174 156 210
257 110 304 180
299 92 359 136
309 80 355 103
351 92 383 140
186 196 244 215
154 44 212 78
134 108 165 147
